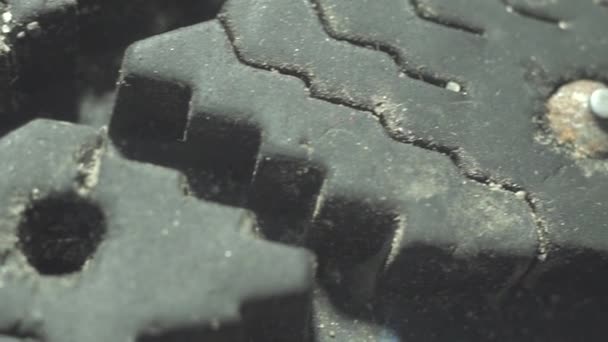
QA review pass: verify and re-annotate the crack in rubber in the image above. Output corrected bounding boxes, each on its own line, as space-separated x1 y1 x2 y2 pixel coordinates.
409 0 485 36
308 0 466 91
500 0 565 27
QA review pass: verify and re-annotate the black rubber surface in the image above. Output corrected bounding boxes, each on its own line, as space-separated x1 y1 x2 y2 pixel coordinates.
0 0 608 341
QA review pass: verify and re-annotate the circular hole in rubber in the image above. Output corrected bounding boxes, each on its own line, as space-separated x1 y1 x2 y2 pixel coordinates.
17 192 106 275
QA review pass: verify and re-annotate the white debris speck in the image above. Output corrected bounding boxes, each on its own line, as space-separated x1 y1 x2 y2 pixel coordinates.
2 12 12 23
515 191 527 200
26 21 39 30
445 81 462 93
224 250 232 258
1 25 10 34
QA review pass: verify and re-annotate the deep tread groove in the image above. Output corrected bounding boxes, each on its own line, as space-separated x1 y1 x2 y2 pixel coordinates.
111 73 261 207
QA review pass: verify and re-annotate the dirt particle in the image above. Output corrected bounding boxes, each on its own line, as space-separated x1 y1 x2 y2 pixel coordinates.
75 131 106 195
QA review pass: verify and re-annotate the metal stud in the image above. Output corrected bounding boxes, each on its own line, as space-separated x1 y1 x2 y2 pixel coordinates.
590 88 608 119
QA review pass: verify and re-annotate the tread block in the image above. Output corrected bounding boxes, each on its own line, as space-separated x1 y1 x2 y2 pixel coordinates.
223 0 563 187
225 0 608 293
0 119 313 342
109 21 539 305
